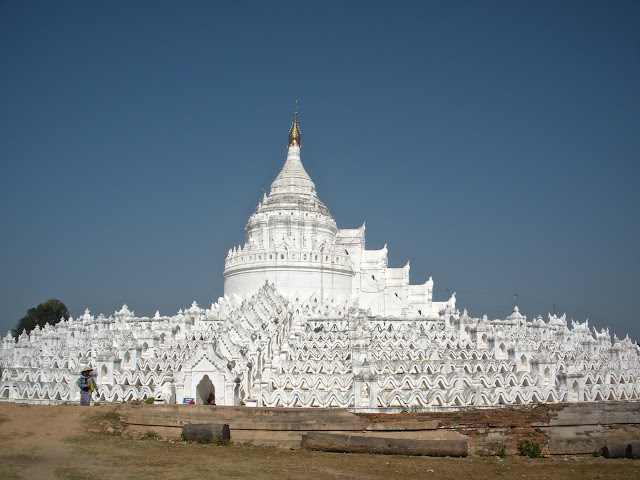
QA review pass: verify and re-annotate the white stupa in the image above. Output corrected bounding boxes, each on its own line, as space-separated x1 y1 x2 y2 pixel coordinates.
1 106 639 409
224 103 436 317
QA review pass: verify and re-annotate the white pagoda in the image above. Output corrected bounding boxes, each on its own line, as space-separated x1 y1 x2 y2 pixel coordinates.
224 105 437 317
1 107 639 409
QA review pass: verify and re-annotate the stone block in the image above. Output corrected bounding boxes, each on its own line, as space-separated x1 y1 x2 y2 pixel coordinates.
301 432 467 457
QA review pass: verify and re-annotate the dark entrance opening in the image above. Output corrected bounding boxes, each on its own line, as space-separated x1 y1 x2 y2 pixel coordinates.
196 375 215 405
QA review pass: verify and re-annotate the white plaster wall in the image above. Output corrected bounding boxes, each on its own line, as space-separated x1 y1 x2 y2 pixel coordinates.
408 282 433 316
224 265 353 304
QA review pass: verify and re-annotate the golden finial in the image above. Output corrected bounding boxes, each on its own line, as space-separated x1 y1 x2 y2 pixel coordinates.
288 100 301 147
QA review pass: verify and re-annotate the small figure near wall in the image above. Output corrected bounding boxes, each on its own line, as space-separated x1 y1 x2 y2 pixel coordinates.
206 392 216 405
77 366 98 406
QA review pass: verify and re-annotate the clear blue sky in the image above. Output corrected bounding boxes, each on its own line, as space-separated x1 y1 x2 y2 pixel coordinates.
1 1 638 341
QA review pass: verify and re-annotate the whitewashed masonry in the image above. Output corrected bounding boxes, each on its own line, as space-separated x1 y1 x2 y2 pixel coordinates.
1 110 639 409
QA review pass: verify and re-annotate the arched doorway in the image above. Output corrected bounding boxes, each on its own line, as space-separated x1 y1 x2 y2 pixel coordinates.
196 375 215 405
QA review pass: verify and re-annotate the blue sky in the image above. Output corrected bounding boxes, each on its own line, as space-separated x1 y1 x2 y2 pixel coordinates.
1 1 638 341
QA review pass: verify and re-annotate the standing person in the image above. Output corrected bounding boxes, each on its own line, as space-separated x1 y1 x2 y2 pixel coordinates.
77 366 98 406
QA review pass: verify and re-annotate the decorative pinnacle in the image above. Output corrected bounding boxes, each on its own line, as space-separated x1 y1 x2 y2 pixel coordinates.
288 100 301 147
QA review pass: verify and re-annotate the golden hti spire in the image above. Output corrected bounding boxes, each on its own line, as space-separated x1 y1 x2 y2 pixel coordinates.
288 100 302 147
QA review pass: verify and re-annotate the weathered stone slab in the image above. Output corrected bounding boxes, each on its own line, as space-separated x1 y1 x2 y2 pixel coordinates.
542 423 640 455
365 421 439 431
534 403 640 427
301 432 467 457
117 404 374 432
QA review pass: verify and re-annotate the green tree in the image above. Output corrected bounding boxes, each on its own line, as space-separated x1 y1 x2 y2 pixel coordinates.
12 299 69 337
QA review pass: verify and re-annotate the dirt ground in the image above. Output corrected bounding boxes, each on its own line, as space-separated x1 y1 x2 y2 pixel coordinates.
1 402 639 480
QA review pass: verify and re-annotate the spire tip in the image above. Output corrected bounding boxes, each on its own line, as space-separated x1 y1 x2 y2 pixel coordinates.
288 101 301 147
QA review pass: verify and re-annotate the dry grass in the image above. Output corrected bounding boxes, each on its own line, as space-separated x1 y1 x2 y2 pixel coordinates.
53 468 91 480
0 464 24 480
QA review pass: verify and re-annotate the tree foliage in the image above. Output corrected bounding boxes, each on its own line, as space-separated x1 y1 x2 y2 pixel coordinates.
12 299 69 338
